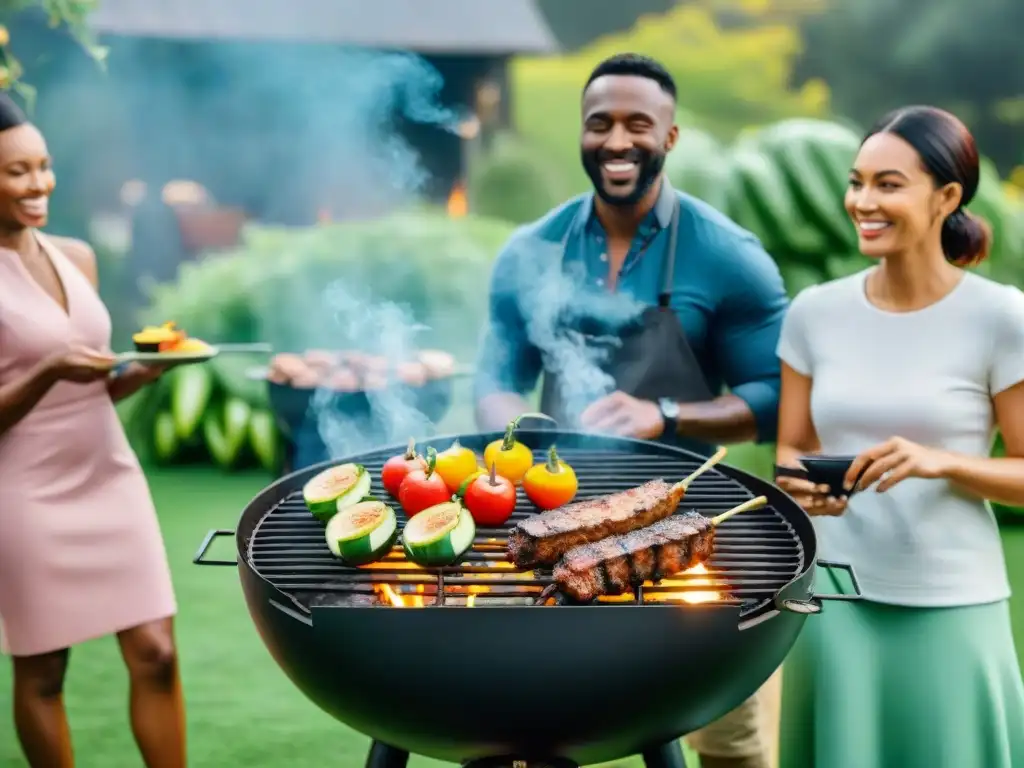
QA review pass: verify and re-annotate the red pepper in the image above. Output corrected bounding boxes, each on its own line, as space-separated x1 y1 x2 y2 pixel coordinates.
463 463 518 527
381 437 427 498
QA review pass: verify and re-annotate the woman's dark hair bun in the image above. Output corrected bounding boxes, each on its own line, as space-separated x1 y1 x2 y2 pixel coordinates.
942 208 990 267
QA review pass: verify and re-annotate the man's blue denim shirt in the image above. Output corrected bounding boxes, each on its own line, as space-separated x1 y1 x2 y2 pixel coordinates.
474 182 790 442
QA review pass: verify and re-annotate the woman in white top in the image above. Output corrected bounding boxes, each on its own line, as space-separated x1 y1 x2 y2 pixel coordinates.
775 105 1024 767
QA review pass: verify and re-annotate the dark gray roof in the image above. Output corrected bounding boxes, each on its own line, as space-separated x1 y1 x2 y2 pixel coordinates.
90 0 558 54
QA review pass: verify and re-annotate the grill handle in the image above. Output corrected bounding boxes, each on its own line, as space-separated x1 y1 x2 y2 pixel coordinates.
193 529 238 566
780 560 863 615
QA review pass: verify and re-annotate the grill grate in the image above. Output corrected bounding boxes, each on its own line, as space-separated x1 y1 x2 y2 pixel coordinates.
247 448 805 610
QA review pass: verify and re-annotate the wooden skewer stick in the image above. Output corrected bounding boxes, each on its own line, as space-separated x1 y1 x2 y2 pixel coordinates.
672 446 728 493
711 495 768 527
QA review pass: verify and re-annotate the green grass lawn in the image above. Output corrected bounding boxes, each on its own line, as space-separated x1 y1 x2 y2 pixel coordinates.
2 467 1023 767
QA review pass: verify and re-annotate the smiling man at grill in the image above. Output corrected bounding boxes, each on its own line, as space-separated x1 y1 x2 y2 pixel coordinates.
474 53 789 768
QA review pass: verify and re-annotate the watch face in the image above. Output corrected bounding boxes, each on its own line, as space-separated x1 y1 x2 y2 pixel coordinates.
659 398 680 419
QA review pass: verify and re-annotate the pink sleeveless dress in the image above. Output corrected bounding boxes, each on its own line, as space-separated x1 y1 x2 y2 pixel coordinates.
0 233 176 656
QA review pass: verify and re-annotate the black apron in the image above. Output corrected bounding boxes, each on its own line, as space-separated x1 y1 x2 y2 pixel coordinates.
537 198 717 456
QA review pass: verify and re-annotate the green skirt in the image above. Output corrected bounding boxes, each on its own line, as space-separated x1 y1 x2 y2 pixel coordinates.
779 569 1024 768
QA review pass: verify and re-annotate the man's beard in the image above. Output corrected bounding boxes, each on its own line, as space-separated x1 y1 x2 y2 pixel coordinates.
581 147 667 206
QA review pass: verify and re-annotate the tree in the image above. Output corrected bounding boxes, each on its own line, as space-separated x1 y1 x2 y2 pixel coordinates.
512 2 832 196
0 0 102 101
793 0 1024 173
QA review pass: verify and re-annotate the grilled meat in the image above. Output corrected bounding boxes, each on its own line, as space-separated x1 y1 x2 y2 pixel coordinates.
552 511 715 602
506 479 684 568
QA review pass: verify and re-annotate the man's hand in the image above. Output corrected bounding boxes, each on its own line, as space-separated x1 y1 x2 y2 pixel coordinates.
579 391 663 440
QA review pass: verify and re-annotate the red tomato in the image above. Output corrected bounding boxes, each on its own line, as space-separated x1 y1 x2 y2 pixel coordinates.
463 464 518 527
398 447 451 516
381 438 427 498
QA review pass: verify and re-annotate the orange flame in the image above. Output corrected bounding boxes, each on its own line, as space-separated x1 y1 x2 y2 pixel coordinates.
661 562 721 604
369 559 720 607
447 182 468 217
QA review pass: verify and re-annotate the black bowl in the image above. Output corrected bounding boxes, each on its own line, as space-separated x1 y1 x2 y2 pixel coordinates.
776 454 863 498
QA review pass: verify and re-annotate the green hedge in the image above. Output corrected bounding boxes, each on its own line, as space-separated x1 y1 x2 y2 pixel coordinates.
143 211 515 362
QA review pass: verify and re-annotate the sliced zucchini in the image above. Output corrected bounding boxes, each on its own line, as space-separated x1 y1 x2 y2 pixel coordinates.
302 463 371 523
325 500 398 566
402 501 476 567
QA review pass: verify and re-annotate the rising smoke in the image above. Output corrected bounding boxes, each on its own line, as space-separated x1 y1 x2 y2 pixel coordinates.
36 37 647 458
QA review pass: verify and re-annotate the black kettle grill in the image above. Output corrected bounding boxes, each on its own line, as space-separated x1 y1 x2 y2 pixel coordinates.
195 431 861 767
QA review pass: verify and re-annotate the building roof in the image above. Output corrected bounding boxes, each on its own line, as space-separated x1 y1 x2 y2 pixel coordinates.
90 0 558 54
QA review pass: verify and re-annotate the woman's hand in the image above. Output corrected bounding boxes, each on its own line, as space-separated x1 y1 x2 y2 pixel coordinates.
45 345 117 383
107 362 171 402
775 467 848 517
844 436 952 493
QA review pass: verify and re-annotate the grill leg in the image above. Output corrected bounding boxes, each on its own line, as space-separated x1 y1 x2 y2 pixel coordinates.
365 740 409 768
642 740 687 768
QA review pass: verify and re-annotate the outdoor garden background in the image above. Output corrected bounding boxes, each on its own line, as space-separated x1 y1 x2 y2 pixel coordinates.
0 0 1023 765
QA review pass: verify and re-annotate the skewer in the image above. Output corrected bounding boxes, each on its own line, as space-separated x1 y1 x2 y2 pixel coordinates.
671 446 728 493
710 495 768 527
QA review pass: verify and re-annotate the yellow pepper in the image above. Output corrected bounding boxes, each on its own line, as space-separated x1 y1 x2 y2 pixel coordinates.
483 413 537 485
434 438 479 493
522 445 578 510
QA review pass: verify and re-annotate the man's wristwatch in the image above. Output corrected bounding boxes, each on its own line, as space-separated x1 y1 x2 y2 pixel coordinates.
658 397 680 437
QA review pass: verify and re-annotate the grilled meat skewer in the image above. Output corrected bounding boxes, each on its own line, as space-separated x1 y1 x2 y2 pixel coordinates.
553 496 768 602
507 447 728 569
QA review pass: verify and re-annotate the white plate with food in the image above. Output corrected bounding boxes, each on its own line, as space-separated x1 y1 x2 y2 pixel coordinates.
117 346 220 365
120 322 219 366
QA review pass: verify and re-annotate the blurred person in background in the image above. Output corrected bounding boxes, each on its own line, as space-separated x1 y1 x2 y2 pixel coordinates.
775 105 1024 767
0 94 185 767
475 52 789 768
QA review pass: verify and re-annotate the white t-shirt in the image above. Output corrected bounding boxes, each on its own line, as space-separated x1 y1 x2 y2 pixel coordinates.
777 269 1024 607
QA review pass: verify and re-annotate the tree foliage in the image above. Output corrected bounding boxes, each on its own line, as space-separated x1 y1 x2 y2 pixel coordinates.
794 0 1024 173
511 1 831 196
0 0 102 102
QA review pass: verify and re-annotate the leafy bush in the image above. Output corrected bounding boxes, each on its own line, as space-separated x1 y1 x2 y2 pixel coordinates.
143 210 515 363
468 133 563 225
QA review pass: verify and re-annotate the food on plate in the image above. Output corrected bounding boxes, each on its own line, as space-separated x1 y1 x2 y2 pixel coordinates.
324 500 399 566
397 447 451 516
304 350 341 370
434 438 479 492
267 353 307 385
483 414 536 485
302 463 371 523
522 445 578 510
381 438 427 498
169 337 213 354
132 322 185 352
132 322 213 355
419 349 455 379
507 479 683 569
456 467 487 498
327 368 360 392
552 496 767 601
265 348 458 392
396 361 428 387
402 500 476 567
462 463 517 527
362 370 389 391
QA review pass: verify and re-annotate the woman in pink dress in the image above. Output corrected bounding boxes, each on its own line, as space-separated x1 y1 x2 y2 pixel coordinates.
0 96 184 765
